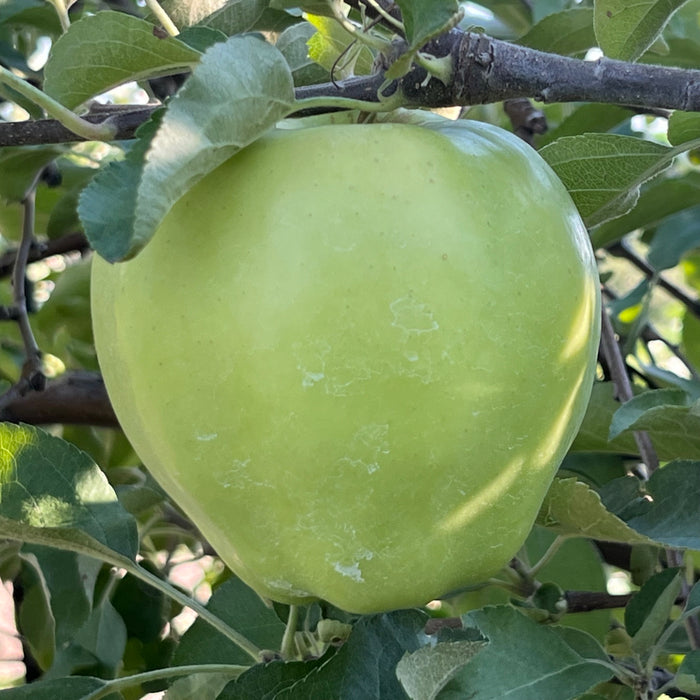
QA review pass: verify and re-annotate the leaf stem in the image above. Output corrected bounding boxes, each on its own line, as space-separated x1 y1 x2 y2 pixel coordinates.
86 663 247 700
0 66 117 141
280 604 300 660
143 0 180 36
527 536 568 578
294 92 404 114
45 0 70 32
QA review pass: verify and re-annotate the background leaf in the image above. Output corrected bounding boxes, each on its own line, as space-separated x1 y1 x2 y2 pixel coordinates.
594 0 689 61
44 12 201 109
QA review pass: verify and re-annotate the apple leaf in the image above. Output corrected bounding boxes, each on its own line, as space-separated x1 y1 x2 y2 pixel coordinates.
517 8 596 56
594 0 688 62
537 477 655 545
647 205 700 270
0 423 139 561
0 146 62 203
173 577 286 667
43 12 202 109
0 676 107 699
396 640 487 700
539 133 672 228
668 111 700 145
395 0 461 49
591 174 700 248
538 104 630 147
306 13 374 79
218 610 428 698
625 568 682 655
608 388 690 439
687 581 700 613
79 34 295 262
166 673 237 700
676 650 700 695
609 390 700 459
441 606 611 699
624 460 700 549
277 22 330 86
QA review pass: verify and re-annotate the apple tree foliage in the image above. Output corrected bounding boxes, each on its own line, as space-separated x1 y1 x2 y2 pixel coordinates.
0 0 700 697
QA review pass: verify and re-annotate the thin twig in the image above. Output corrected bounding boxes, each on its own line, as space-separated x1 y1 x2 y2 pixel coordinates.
599 307 659 474
608 241 700 319
13 185 44 392
0 231 89 279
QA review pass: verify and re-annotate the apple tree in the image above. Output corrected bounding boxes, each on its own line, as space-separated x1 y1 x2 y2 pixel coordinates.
1 0 700 698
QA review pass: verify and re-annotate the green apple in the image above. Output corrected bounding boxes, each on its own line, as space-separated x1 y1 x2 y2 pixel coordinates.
91 118 600 614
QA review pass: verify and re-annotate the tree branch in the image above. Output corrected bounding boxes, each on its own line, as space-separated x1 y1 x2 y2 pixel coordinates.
0 370 119 427
0 231 89 279
2 30 700 147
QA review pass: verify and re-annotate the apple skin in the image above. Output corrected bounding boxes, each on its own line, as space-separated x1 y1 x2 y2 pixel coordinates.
91 118 600 614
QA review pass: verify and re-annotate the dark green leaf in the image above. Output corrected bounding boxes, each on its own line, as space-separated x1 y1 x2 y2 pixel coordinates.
625 460 700 548
174 577 285 667
676 649 700 694
624 568 682 654
539 104 630 147
608 388 690 440
443 606 610 699
518 8 595 56
0 423 138 560
647 205 700 270
396 0 461 49
0 676 106 699
43 12 201 109
0 146 62 204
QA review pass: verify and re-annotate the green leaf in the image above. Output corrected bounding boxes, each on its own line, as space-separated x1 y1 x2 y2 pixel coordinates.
687 580 700 612
21 545 100 647
219 610 427 699
594 0 689 61
609 388 690 439
668 110 700 145
0 146 62 203
167 672 236 700
396 0 461 49
539 133 672 227
80 34 295 262
43 12 201 109
442 606 610 699
0 676 106 699
518 8 596 56
592 173 700 248
625 568 682 654
277 21 330 86
609 391 700 459
0 423 139 561
196 0 292 35
396 640 486 700
625 460 700 548
647 205 700 270
538 103 630 146
174 577 285 667
306 13 374 79
537 477 655 544
676 649 700 694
